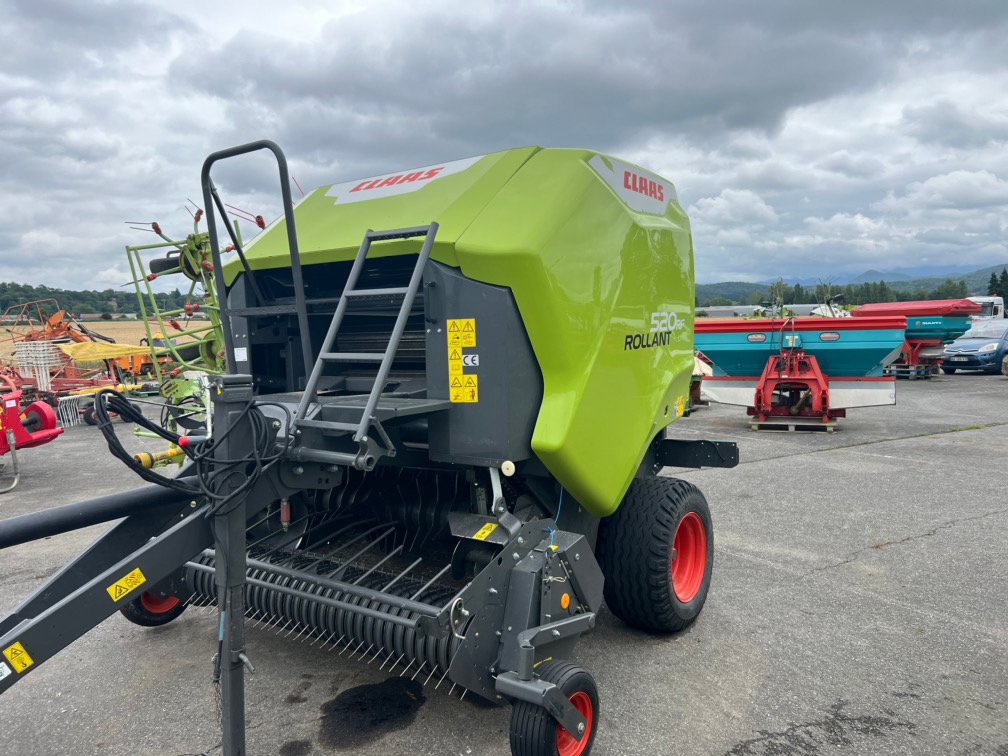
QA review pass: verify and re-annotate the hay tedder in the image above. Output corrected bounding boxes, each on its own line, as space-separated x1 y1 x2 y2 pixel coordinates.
0 142 737 754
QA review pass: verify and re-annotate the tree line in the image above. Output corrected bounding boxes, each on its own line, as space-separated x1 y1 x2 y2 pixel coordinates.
986 269 1008 300
700 278 973 308
0 281 188 318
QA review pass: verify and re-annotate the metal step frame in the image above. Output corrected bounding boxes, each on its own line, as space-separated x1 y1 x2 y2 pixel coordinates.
291 224 439 468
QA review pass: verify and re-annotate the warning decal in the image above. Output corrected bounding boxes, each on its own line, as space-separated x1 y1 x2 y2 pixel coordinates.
450 386 479 403
3 642 34 674
0 660 11 681
473 522 498 541
106 567 147 602
447 319 476 349
447 318 479 403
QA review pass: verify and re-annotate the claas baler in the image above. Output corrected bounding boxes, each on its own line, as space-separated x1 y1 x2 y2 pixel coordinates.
0 142 737 755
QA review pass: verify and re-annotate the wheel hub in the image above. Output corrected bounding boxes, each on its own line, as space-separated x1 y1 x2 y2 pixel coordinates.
671 511 707 603
556 690 593 756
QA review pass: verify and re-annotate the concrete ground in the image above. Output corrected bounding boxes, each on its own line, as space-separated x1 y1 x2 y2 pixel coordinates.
0 374 1006 755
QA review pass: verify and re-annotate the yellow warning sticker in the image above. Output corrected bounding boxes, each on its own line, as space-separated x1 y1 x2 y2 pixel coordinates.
448 346 463 375
447 318 476 348
106 567 147 602
473 522 498 541
450 386 479 403
3 642 34 673
447 318 478 402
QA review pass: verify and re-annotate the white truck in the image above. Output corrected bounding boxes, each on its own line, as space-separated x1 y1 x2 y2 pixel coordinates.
968 295 1004 321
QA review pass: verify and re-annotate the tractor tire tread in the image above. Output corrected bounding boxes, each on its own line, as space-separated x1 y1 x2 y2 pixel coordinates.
509 660 598 756
596 476 712 633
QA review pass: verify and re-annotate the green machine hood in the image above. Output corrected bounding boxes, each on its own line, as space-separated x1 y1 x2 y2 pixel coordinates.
231 147 696 516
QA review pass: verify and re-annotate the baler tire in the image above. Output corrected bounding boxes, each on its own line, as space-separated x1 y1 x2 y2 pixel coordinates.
119 592 186 627
596 476 713 633
509 660 598 756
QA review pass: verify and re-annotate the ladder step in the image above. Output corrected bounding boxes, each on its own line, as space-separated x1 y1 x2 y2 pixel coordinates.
365 226 431 242
230 304 298 317
295 418 361 433
321 351 386 362
344 287 409 298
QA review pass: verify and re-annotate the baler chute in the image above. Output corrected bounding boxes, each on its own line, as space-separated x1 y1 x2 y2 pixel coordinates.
0 142 737 755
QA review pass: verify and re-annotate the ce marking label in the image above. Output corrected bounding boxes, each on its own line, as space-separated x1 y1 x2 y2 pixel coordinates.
462 354 479 367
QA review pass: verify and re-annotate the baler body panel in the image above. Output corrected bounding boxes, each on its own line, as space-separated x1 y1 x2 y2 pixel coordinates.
226 148 540 283
230 147 696 516
453 150 695 516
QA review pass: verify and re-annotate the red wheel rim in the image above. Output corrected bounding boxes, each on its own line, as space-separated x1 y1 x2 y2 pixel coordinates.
139 592 180 614
556 690 593 756
671 511 707 603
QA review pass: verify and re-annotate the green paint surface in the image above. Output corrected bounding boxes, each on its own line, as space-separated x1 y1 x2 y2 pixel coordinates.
230 147 695 516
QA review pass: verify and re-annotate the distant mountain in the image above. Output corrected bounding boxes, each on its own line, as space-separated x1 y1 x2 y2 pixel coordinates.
756 277 820 286
697 262 1008 305
757 266 986 287
696 281 769 305
887 262 1008 295
850 269 911 283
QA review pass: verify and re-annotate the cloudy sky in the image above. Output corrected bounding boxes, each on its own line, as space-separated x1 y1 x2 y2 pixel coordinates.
2 0 1007 288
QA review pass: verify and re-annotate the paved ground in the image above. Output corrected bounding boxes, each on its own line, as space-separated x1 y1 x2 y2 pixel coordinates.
1 374 1006 755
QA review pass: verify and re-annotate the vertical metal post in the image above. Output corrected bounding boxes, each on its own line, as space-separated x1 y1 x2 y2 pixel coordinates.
210 374 255 756
0 429 19 494
200 140 314 378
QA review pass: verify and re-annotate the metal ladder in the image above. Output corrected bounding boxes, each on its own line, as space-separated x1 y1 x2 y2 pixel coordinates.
291 223 440 461
199 140 440 469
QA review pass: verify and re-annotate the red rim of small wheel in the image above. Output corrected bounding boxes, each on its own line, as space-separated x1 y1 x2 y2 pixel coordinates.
556 690 593 756
139 592 180 614
671 511 707 603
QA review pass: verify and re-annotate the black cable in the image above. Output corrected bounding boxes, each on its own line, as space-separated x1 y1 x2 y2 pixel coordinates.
94 389 200 495
93 388 293 514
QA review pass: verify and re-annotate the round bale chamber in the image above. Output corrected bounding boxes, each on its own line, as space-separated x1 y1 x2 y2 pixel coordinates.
226 147 695 516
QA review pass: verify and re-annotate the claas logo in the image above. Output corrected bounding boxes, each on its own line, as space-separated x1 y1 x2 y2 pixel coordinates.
623 170 664 201
350 168 444 193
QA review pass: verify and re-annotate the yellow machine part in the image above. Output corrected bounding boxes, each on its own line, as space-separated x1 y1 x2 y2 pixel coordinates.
133 446 185 469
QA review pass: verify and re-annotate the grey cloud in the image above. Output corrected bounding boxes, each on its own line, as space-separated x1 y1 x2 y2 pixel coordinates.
168 2 899 160
1 0 193 78
903 100 1008 148
2 0 1008 288
817 151 885 179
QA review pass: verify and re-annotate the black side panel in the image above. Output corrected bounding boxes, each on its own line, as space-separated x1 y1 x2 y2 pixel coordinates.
424 262 543 466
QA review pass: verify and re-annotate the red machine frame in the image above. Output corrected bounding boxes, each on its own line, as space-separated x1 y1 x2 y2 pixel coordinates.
900 339 944 368
0 376 63 455
0 375 63 492
748 350 844 424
